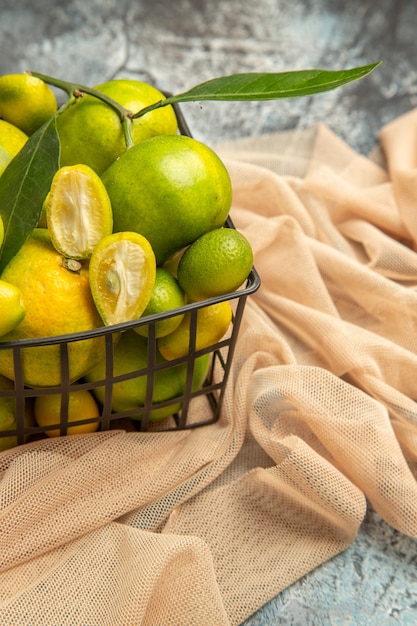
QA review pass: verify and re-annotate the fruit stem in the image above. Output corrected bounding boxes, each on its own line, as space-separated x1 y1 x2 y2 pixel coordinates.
131 99 167 119
122 117 135 149
29 71 136 148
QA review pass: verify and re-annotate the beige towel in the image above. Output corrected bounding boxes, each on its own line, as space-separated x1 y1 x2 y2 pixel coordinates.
1 111 417 625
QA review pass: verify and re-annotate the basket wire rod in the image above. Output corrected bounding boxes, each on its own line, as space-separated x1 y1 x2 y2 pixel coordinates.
58 342 71 436
101 333 115 431
12 345 27 444
205 348 222 418
176 307 198 428
214 295 248 421
204 347 219 415
141 321 157 432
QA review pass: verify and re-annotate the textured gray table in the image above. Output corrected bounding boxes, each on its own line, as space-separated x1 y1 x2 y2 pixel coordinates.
1 1 417 623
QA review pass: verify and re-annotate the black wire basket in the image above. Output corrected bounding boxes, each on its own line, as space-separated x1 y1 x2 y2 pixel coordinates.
0 99 261 447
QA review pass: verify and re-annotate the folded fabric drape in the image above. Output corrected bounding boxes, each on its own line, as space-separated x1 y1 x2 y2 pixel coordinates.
1 111 416 626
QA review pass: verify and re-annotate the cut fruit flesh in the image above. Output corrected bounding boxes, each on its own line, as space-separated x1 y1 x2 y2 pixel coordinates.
89 231 156 326
46 164 113 259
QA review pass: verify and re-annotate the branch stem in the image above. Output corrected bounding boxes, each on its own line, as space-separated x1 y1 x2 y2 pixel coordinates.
30 70 136 148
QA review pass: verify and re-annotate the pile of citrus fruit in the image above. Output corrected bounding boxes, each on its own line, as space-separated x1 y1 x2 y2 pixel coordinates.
0 72 254 449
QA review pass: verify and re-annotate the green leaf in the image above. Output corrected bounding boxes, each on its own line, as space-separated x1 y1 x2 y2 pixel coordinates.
134 62 381 118
168 63 381 102
0 115 60 273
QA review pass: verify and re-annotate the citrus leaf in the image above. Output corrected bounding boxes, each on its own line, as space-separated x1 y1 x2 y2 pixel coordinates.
165 63 381 103
133 62 381 119
0 115 60 273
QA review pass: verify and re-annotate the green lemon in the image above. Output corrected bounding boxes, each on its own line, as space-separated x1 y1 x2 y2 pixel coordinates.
0 374 35 452
0 73 57 135
102 134 232 264
57 79 178 175
0 375 16 437
135 267 186 338
0 119 28 176
177 227 254 301
0 279 26 336
158 300 233 361
34 389 100 437
85 329 210 422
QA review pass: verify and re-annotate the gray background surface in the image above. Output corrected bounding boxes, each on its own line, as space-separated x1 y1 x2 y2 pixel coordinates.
1 1 417 623
2 0 417 157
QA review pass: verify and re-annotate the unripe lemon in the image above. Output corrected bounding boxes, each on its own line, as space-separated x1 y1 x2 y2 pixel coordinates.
34 389 100 437
0 119 28 176
85 330 210 422
57 79 178 175
0 374 35 452
0 229 106 387
102 134 232 264
0 73 57 135
135 268 186 338
177 227 253 301
158 301 233 361
0 279 26 336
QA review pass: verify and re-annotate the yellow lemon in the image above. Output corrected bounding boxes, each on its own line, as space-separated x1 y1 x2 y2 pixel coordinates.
0 119 28 176
158 300 233 361
45 164 113 259
85 329 210 422
0 278 26 336
89 231 156 326
0 229 105 387
101 134 232 264
0 73 57 135
0 215 4 247
177 227 254 301
135 267 185 338
0 374 35 452
34 389 100 437
57 78 178 175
